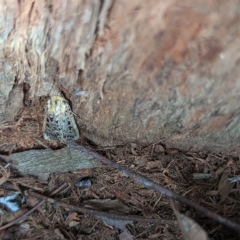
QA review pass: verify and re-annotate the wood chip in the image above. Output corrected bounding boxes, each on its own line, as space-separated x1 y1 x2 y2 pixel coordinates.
1 147 104 175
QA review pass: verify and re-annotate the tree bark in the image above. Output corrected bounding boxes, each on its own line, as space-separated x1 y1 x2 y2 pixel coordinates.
0 0 240 155
0 147 103 175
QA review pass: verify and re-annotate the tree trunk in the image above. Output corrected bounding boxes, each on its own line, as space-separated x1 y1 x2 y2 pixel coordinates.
1 0 240 155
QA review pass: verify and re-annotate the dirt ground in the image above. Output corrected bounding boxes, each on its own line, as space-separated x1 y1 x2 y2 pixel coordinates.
0 98 240 239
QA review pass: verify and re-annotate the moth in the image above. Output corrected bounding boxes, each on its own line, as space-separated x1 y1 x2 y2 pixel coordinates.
43 95 79 142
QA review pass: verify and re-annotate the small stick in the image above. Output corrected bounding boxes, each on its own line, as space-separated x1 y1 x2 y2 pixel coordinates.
28 191 177 225
0 183 68 230
193 173 213 180
67 141 240 234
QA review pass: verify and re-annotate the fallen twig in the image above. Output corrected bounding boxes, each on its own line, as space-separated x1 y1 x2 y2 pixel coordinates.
28 191 177 225
0 183 68 230
68 141 240 234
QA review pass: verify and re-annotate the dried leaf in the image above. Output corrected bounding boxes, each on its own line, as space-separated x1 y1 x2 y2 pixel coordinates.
0 208 28 225
154 144 165 153
171 201 208 240
218 172 234 201
72 168 92 177
146 161 163 170
215 167 225 178
0 166 10 185
27 195 41 208
0 230 5 239
69 221 80 228
133 156 148 166
4 182 21 192
166 148 179 155
148 232 164 239
102 217 134 240
84 199 132 214
54 228 65 240
66 212 81 226
100 215 133 232
130 143 138 155
114 188 131 200
137 189 154 198
0 230 14 240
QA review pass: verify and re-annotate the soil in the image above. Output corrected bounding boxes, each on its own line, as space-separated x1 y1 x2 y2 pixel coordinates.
0 98 240 239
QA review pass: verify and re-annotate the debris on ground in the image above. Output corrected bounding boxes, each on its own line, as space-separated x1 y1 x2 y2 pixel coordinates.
0 99 240 239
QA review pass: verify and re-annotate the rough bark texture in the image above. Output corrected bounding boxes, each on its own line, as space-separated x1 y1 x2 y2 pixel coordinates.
1 147 103 174
1 0 240 155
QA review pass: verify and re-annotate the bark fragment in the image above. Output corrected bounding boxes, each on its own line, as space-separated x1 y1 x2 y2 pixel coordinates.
2 147 103 175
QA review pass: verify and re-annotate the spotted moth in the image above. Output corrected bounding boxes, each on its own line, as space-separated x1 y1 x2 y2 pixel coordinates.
43 95 79 142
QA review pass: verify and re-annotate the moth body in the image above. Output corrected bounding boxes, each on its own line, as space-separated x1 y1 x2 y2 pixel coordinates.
43 95 79 142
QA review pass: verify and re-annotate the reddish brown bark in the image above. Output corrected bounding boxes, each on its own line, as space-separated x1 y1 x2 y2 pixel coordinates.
1 0 240 155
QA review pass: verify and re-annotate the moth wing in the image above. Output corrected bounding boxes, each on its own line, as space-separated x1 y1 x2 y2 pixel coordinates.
43 107 52 140
43 113 64 140
43 95 79 141
59 109 79 141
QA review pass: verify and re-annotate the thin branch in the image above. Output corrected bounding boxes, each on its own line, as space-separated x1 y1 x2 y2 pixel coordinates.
0 183 68 231
28 191 177 225
67 141 240 234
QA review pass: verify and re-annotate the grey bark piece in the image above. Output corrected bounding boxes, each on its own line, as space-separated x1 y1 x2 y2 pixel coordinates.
193 173 213 180
10 147 104 175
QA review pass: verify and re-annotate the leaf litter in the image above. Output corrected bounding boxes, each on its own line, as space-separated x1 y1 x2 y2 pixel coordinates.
0 99 240 239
